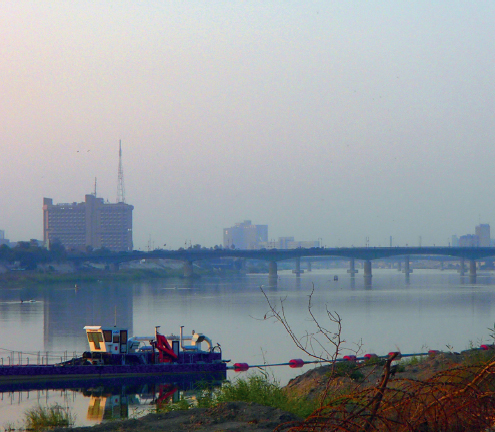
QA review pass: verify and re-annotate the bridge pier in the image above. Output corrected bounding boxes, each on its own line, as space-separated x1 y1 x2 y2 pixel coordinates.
458 257 465 276
397 261 402 272
183 260 194 278
307 261 312 272
347 258 358 277
292 257 303 276
111 262 120 272
240 258 248 273
105 263 120 271
403 256 412 274
268 261 278 278
363 260 372 278
469 259 477 277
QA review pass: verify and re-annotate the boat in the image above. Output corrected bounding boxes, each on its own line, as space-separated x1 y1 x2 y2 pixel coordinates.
0 325 227 383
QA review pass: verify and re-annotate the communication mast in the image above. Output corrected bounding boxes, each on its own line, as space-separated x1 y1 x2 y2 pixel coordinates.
117 140 126 203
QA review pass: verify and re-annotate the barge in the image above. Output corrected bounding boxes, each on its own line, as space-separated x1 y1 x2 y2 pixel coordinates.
0 325 227 383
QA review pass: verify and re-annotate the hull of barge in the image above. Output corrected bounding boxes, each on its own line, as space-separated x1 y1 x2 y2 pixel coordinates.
0 362 227 383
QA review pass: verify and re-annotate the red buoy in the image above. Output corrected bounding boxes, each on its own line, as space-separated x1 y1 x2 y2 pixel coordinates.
428 350 440 356
289 359 304 368
364 353 377 360
234 363 249 372
343 355 357 362
388 351 402 359
480 345 495 351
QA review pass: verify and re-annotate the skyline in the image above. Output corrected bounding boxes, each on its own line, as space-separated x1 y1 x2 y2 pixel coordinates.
1 2 495 249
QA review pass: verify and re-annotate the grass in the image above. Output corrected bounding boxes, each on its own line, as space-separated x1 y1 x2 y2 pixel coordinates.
157 374 318 418
24 404 75 430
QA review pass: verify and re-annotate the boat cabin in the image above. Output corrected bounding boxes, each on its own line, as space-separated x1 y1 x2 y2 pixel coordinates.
83 324 221 366
84 326 128 354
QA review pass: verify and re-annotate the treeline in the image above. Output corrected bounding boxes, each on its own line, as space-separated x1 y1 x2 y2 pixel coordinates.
0 241 66 270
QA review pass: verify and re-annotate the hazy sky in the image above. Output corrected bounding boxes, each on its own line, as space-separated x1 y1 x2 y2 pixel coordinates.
1 1 494 249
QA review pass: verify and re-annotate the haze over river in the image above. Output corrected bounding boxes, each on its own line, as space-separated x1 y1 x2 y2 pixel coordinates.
0 269 494 427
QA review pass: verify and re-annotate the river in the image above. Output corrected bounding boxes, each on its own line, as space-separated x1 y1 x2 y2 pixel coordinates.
0 268 494 427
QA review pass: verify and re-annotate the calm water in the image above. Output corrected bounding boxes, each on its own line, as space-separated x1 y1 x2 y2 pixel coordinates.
0 268 494 427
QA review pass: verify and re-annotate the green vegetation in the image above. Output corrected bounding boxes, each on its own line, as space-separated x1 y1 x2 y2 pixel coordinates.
24 404 75 430
326 361 365 382
159 374 317 418
0 268 185 288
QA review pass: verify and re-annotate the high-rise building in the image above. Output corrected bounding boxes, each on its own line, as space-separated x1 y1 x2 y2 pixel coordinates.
43 194 133 251
475 224 491 247
223 220 268 249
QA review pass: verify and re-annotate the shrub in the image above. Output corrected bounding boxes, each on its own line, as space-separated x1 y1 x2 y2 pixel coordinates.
158 374 316 418
24 404 75 430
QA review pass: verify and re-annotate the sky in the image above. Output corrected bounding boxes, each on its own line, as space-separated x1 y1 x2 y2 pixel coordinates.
1 1 495 250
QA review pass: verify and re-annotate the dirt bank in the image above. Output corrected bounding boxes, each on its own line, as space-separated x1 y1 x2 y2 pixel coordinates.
54 351 495 432
53 401 301 432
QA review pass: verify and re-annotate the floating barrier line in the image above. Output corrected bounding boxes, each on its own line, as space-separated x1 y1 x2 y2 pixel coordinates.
227 347 495 371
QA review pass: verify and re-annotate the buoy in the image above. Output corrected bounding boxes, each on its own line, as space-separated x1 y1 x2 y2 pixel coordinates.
364 353 378 360
428 350 440 356
343 355 357 362
388 351 402 360
480 344 495 351
234 363 249 372
289 359 304 368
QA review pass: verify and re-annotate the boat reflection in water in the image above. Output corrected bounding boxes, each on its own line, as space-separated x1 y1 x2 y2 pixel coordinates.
0 372 226 425
84 373 225 422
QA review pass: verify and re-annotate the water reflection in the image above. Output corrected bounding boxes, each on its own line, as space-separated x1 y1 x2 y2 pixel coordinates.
364 276 372 290
42 282 134 351
0 372 225 426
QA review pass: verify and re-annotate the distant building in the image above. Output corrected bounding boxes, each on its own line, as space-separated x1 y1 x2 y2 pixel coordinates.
259 237 319 250
459 234 479 247
455 223 492 248
475 224 491 247
43 195 134 252
0 230 10 247
223 220 268 249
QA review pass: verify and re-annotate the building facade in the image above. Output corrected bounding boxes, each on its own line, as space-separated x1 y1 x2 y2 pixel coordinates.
258 237 320 249
43 195 133 251
459 234 479 247
223 220 268 249
475 224 491 247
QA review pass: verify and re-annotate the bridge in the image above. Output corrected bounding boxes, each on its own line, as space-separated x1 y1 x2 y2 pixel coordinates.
67 247 495 279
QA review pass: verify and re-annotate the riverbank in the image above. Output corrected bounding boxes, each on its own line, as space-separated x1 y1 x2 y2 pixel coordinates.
0 266 244 288
50 349 495 432
53 401 301 432
0 268 181 287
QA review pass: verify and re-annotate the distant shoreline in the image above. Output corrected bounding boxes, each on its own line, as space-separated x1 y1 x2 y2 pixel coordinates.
0 267 241 287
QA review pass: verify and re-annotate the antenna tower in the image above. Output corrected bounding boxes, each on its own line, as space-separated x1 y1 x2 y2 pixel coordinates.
117 140 126 203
